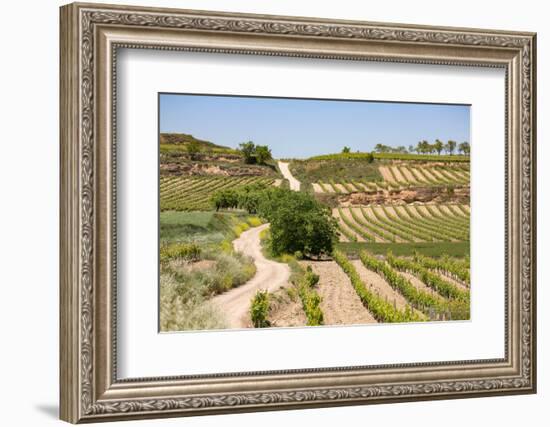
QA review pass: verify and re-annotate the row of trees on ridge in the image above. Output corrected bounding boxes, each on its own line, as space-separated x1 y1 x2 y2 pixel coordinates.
372 140 470 156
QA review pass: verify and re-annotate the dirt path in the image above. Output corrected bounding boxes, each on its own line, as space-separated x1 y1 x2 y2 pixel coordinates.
210 223 291 328
278 161 300 191
301 261 377 325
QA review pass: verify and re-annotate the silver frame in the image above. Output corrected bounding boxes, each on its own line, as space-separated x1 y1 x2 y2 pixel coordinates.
60 2 536 423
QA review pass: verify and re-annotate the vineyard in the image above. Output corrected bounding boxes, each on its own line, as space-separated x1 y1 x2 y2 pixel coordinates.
309 151 470 162
313 163 469 193
160 176 275 211
158 129 471 331
333 204 470 243
302 250 469 324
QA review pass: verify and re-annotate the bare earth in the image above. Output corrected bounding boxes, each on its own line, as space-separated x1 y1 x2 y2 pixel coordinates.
210 223 291 328
301 261 377 325
268 288 308 327
278 161 300 191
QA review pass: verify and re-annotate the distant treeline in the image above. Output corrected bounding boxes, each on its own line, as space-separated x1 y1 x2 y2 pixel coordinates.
322 140 470 162
310 152 470 162
373 140 470 156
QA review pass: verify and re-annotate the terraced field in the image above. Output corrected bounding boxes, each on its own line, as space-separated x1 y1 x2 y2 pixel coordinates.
333 204 470 243
313 163 469 193
160 176 275 211
331 250 469 322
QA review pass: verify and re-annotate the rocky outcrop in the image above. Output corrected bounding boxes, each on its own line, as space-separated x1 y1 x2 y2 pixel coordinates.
340 185 470 205
160 162 274 177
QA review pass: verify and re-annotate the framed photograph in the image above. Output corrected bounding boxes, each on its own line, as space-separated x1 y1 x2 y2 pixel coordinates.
60 2 537 423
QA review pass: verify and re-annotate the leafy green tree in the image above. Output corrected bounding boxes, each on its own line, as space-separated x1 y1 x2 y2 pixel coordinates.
458 141 470 155
342 146 351 153
239 141 256 164
211 189 239 211
255 145 272 165
416 140 430 154
445 140 457 155
434 139 444 155
257 188 337 257
186 139 201 160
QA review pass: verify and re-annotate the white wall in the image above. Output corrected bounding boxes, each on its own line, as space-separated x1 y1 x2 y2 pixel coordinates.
0 1 546 426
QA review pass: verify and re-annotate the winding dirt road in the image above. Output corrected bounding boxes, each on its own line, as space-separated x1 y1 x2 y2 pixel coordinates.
278 161 301 191
210 223 291 328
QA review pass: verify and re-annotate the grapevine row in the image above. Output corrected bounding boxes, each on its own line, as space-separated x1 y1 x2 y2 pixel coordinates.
333 250 422 323
385 253 469 301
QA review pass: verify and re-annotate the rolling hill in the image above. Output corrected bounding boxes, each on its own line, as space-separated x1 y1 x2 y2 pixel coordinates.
160 133 238 154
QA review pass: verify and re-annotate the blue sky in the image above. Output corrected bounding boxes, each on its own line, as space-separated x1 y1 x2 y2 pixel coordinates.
159 93 470 159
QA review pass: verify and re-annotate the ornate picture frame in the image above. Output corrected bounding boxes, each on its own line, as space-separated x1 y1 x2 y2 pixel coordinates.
60 2 536 423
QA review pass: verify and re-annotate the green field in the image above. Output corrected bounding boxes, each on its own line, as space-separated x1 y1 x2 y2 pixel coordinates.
288 158 382 192
335 241 470 258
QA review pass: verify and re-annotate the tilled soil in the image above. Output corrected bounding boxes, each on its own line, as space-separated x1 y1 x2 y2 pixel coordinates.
301 261 377 326
268 288 308 328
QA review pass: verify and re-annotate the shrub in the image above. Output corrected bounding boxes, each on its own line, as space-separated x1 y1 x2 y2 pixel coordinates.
159 273 226 331
233 222 250 237
208 252 256 294
247 216 263 227
250 290 271 327
292 265 324 326
160 242 201 263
